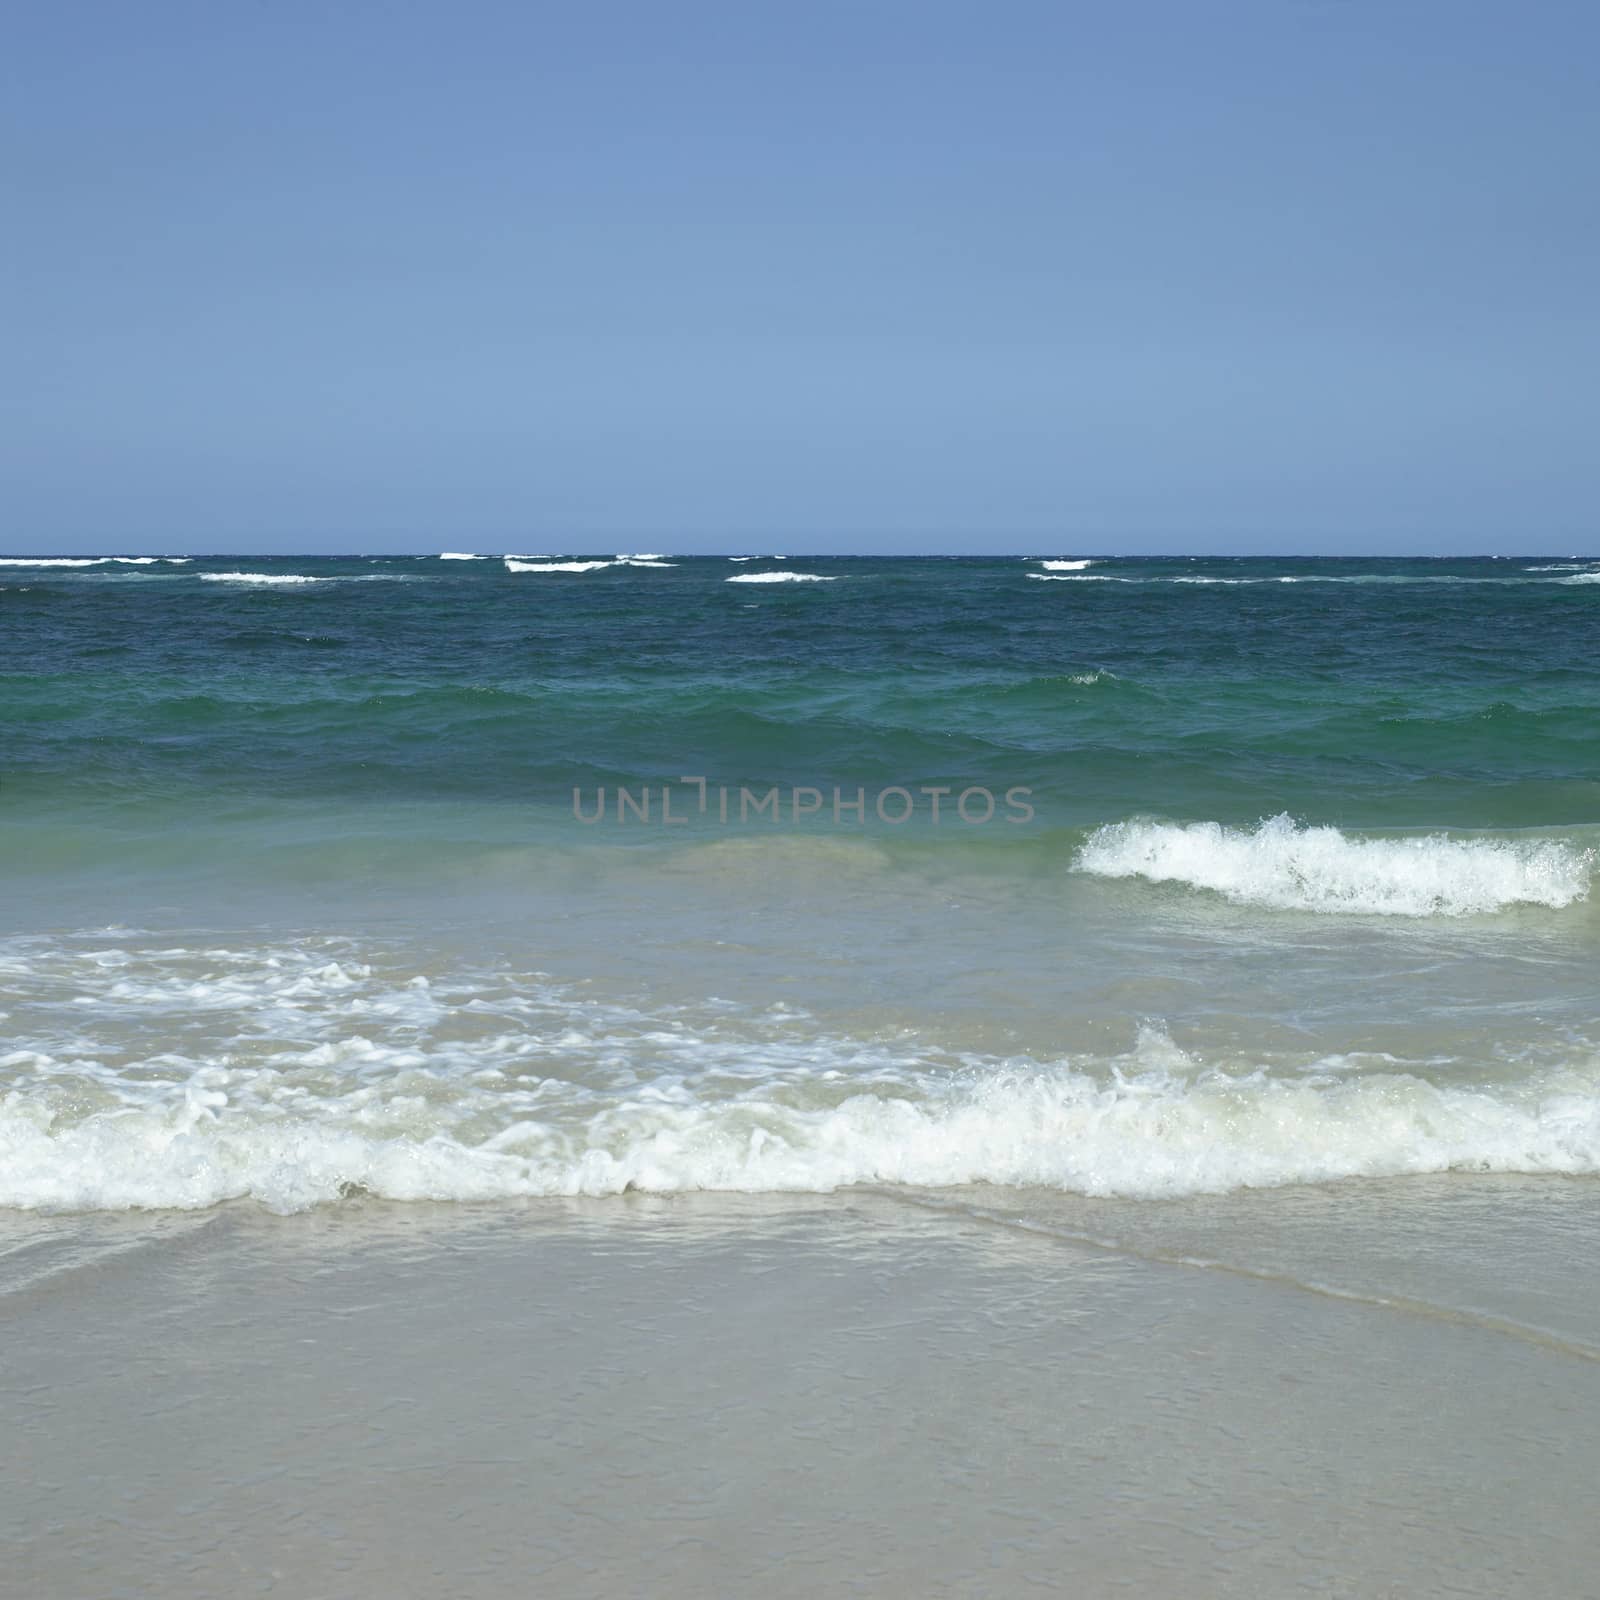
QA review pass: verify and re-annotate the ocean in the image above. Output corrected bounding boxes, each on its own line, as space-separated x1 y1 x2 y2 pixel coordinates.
10 549 1600 1597
3 550 1598 1215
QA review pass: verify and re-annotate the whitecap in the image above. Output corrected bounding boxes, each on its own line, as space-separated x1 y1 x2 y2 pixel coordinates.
3 938 1600 1212
1076 814 1593 917
725 571 836 584
0 556 190 567
505 559 615 573
199 572 327 585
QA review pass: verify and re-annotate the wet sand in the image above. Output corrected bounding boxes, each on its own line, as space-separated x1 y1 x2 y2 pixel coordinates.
5 1181 1598 1598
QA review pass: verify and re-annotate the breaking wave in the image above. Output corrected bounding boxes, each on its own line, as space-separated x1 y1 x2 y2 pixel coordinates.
1075 815 1593 916
726 571 836 583
200 572 327 585
0 557 190 567
505 559 613 573
3 938 1599 1213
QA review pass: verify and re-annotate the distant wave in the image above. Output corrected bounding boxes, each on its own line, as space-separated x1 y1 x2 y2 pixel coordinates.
438 552 486 560
1076 815 1593 916
0 556 190 567
200 572 327 585
1292 574 1559 586
1022 570 1598 589
505 559 613 573
197 571 416 586
502 556 676 573
726 571 837 584
1038 559 1095 571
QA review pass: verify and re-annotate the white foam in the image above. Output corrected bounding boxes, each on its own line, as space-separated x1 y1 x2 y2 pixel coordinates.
199 572 327 585
438 552 486 560
1039 559 1094 570
0 556 190 566
1027 572 1562 589
1076 815 1594 917
1284 575 1514 585
505 559 614 573
3 939 1600 1213
726 571 836 583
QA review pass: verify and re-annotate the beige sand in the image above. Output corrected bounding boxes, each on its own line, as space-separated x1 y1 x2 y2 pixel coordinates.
5 1183 1597 1598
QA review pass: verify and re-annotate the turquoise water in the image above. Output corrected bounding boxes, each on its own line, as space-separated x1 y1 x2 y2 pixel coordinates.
2 552 1598 1210
5 553 1600 833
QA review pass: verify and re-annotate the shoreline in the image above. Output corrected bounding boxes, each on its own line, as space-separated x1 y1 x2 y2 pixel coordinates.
7 1179 1597 1597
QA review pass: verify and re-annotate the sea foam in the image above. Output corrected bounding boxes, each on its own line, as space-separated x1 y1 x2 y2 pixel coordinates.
0 557 190 567
200 572 327 585
3 939 1600 1213
726 571 836 583
505 559 614 573
1076 815 1593 916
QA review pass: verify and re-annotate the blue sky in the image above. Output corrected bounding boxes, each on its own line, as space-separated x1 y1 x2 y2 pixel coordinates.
5 0 1597 554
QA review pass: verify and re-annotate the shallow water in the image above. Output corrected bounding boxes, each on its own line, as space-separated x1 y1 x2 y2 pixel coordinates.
2 553 1599 1213
7 1184 1599 1598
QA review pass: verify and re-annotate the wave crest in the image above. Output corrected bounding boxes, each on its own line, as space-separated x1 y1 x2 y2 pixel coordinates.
200 572 326 585
726 571 836 584
1075 815 1593 916
4 937 1600 1213
505 558 613 573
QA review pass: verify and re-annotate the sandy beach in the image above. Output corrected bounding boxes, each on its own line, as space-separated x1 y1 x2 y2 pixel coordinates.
8 2 1600 1584
7 1177 1596 1598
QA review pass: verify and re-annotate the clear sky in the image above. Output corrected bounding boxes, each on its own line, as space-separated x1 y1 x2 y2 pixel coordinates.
5 0 1597 554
